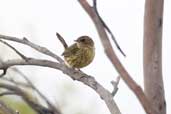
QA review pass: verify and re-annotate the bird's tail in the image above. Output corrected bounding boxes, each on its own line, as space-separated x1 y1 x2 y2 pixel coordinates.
56 33 68 49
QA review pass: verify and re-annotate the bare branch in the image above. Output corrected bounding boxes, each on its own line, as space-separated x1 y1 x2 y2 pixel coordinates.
0 34 63 63
78 0 158 114
0 57 121 114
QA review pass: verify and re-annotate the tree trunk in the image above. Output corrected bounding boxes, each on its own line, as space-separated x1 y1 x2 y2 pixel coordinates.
143 0 166 114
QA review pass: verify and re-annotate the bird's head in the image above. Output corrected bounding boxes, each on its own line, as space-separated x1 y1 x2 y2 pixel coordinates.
75 36 94 48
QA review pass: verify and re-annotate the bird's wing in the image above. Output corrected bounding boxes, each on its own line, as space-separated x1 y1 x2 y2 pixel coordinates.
62 43 79 57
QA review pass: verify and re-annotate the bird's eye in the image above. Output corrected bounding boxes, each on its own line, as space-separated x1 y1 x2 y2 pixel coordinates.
80 39 86 42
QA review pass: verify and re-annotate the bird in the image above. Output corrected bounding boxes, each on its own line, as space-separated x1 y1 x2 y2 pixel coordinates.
62 36 95 68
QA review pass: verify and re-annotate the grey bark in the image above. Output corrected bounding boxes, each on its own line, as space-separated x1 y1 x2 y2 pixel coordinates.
143 0 166 114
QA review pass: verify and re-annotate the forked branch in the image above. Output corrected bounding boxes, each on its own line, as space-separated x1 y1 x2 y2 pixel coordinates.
78 0 158 114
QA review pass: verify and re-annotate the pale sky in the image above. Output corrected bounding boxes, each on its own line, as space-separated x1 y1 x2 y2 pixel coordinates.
0 0 171 114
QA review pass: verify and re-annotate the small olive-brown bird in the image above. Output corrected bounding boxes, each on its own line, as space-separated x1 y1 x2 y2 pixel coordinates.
62 36 95 68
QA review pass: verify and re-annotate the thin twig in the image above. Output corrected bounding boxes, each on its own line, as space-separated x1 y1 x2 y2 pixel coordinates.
0 35 63 63
93 0 126 57
0 39 27 59
111 76 120 97
2 77 31 88
0 91 16 96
